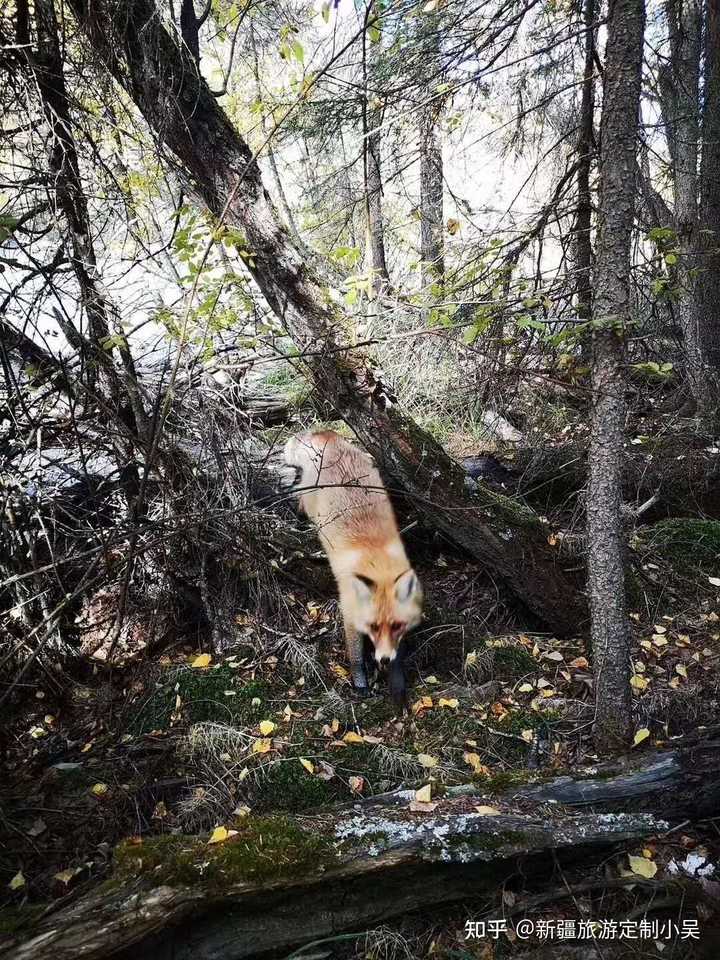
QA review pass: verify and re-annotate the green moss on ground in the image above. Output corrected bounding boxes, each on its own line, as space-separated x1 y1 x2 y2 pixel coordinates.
643 518 720 573
129 669 270 734
113 815 334 887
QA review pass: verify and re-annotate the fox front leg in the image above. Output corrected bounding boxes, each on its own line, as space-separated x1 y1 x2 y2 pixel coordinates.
344 624 370 696
388 642 408 709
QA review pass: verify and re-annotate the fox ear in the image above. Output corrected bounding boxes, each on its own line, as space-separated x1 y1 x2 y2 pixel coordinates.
353 574 375 598
395 569 419 603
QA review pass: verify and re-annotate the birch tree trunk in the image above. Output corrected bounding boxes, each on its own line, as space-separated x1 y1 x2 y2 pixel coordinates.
363 16 390 292
587 0 646 752
65 0 587 636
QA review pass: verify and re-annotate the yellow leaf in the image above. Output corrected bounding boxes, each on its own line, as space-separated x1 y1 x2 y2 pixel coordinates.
191 653 212 668
463 752 490 776
252 738 272 754
424 675 440 685
475 805 501 816
299 758 315 774
90 782 108 797
521 729 534 743
417 753 438 768
259 720 276 735
415 783 433 803
9 871 25 891
29 726 46 739
343 731 364 744
446 217 460 235
518 683 534 693
233 805 251 817
628 855 657 878
630 674 649 690
465 651 478 667
653 625 667 635
412 696 434 714
438 698 459 709
53 868 80 885
675 663 688 678
633 728 650 747
208 826 238 844
349 775 364 794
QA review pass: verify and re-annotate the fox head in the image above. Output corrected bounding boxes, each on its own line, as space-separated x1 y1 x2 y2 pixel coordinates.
350 569 423 663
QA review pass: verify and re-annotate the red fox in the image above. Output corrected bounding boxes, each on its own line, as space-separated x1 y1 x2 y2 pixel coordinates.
283 430 423 703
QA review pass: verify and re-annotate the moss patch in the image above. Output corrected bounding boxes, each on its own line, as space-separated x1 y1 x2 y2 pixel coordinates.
113 816 334 887
129 669 270 734
643 518 720 573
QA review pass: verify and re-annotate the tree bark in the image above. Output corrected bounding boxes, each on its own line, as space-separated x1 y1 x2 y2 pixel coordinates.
574 0 596 358
64 0 587 637
658 0 711 414
587 0 645 752
364 28 390 291
699 0 720 396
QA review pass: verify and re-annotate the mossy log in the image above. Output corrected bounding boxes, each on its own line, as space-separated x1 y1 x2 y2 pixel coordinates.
5 737 719 959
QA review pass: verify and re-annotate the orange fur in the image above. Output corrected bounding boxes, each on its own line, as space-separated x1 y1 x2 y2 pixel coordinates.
284 430 423 687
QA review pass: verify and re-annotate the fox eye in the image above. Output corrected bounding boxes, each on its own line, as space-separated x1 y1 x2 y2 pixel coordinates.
391 620 405 633
370 622 379 632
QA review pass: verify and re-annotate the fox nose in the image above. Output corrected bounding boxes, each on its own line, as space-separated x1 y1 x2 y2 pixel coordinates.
379 655 391 667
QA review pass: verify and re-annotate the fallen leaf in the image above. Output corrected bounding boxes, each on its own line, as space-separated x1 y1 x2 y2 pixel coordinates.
53 868 80 885
653 625 667 635
252 738 272 754
423 675 440 685
521 729 534 743
343 731 364 745
438 698 459 709
259 720 275 736
90 782 108 797
543 651 564 662
412 696 434 714
569 656 589 669
518 682 534 693
463 752 490 776
630 674 649 690
628 854 657 878
233 805 251 817
417 753 438 768
415 783 433 803
409 800 438 812
633 728 650 747
475 805 501 816
208 826 238 844
191 653 212 668
27 818 47 837
349 775 364 794
299 758 315 774
29 726 46 739
446 217 460 235
9 871 25 891
675 663 688 678
708 577 720 587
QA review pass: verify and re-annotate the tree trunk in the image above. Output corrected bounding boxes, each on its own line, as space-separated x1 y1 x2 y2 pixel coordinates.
659 0 711 414
574 0 596 359
65 0 587 637
364 28 390 291
418 17 444 293
588 0 645 752
699 0 720 399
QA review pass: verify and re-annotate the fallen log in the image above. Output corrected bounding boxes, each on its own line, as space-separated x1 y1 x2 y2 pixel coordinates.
5 734 719 960
2 805 666 960
494 442 720 520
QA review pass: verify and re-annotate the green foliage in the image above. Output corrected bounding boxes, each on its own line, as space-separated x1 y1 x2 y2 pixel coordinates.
630 361 674 381
0 212 20 243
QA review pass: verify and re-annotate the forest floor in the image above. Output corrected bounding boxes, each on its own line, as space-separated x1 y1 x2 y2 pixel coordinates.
4 390 720 957
3 535 720 957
